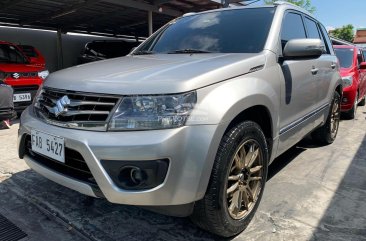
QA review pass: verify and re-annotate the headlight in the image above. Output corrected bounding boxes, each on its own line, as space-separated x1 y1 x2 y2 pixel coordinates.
108 91 197 131
33 84 43 106
342 76 353 87
38 70 49 80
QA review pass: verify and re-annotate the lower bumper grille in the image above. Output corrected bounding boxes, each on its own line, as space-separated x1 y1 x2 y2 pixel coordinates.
24 135 97 186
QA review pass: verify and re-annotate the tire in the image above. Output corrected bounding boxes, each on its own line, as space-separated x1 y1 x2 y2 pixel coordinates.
358 94 365 106
312 91 341 145
344 92 358 119
190 121 268 237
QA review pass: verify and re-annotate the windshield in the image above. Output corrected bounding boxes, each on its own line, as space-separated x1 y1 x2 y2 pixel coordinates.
334 48 354 68
0 44 29 64
136 8 275 54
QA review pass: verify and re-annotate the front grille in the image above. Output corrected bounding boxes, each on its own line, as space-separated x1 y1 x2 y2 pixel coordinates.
35 88 120 130
24 135 97 186
6 72 38 79
12 85 39 92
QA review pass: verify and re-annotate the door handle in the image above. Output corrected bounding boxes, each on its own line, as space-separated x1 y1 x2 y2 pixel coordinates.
311 67 319 75
331 63 336 69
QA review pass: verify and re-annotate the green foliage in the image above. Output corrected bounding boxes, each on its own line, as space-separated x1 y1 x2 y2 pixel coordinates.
330 24 355 42
264 0 316 13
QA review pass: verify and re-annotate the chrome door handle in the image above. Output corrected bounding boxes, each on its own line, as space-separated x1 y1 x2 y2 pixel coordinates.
311 68 319 75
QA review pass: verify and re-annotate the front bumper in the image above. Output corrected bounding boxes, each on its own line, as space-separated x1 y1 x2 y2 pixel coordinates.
18 107 223 206
341 86 357 111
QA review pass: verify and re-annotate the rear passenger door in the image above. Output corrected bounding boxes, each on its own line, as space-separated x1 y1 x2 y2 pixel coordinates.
277 11 319 155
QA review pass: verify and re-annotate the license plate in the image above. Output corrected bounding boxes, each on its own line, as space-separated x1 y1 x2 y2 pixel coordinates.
31 130 65 163
13 93 31 102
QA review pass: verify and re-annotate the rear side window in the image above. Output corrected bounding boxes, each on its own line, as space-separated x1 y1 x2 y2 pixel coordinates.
281 12 306 49
318 24 333 54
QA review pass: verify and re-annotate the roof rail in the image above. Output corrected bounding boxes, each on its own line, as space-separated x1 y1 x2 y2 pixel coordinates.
273 1 299 7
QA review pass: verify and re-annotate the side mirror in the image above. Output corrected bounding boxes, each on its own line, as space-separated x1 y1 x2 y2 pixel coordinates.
283 39 324 59
360 62 366 70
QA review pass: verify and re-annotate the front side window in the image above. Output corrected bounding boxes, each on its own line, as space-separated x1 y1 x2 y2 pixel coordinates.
281 12 306 46
0 44 29 64
137 8 275 54
334 48 354 68
304 17 321 39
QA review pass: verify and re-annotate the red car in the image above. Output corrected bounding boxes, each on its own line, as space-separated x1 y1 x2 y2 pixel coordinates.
0 41 49 113
18 45 46 68
334 45 366 119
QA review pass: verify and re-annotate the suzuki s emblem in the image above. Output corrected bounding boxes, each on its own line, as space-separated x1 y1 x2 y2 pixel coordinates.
52 95 71 117
12 73 20 79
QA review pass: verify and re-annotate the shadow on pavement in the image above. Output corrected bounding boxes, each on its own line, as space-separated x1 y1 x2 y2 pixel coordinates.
309 134 366 241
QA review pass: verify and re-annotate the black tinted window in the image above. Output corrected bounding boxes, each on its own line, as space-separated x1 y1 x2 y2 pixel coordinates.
20 45 38 58
139 8 275 54
281 13 306 44
304 18 320 39
334 48 354 68
318 24 332 54
0 44 28 64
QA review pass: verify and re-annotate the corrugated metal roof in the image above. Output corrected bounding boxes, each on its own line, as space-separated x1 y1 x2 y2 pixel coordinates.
0 0 222 37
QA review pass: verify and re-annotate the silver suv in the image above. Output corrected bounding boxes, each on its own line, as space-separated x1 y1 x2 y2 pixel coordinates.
18 2 342 237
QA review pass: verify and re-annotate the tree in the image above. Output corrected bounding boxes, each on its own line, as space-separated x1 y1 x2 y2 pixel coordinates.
264 0 316 13
330 25 354 43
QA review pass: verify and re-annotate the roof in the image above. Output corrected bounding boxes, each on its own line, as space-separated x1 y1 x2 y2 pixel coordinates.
0 0 223 38
354 37 366 44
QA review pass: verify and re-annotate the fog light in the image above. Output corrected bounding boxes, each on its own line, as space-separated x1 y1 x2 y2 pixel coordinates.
342 97 348 103
101 159 169 190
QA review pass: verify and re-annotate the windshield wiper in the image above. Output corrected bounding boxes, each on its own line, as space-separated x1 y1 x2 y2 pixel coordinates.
132 50 155 55
168 49 213 54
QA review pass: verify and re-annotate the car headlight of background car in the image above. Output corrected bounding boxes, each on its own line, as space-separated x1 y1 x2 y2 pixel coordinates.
108 91 197 131
342 76 353 87
38 70 49 80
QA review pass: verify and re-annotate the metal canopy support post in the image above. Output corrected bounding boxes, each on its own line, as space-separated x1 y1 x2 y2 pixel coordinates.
56 29 64 70
148 11 153 36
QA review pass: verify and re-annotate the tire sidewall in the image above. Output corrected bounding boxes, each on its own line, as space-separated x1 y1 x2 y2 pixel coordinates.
215 122 269 233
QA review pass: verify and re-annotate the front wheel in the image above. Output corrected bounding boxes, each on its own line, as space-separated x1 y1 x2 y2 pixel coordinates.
190 121 268 237
312 91 341 145
344 92 358 120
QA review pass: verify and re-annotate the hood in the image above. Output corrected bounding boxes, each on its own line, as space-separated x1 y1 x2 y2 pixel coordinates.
339 66 355 77
45 53 266 95
0 63 44 72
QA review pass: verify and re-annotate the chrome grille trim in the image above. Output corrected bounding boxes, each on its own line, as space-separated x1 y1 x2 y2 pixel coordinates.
34 88 121 131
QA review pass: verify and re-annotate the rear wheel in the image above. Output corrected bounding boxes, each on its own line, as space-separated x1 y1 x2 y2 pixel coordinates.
191 121 268 237
312 91 341 145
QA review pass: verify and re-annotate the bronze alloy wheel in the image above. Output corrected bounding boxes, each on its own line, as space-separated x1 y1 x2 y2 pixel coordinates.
226 139 264 220
330 95 341 139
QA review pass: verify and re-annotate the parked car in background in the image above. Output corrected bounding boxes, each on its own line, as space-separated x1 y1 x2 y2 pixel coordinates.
0 41 48 113
18 45 46 68
18 2 342 237
334 45 366 119
77 40 140 64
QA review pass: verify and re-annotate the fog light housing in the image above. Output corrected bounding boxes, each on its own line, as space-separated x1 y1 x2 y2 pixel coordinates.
101 159 169 190
342 97 348 103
